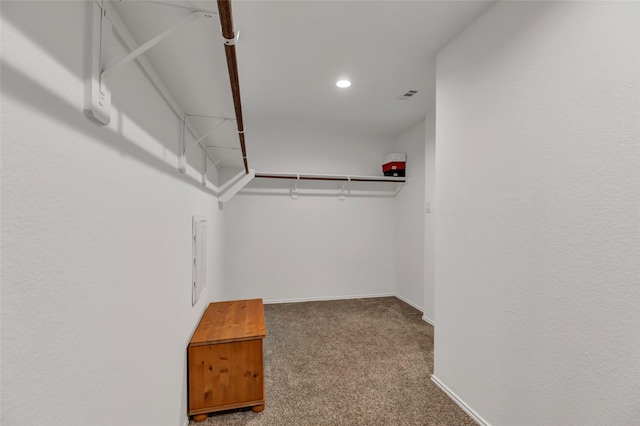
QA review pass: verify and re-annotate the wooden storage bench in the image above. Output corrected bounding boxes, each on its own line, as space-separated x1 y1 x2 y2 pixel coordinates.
188 299 267 422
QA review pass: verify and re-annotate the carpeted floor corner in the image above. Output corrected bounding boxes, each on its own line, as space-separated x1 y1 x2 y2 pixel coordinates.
189 297 474 425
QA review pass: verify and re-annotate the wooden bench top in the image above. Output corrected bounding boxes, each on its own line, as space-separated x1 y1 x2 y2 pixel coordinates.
189 299 266 346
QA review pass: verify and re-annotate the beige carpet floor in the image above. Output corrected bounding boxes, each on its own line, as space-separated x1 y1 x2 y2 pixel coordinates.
189 297 474 426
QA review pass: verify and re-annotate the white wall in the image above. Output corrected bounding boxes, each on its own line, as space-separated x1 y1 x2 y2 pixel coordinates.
243 115 393 176
1 2 225 425
223 195 395 302
392 120 425 311
434 2 640 425
222 119 397 302
423 113 435 324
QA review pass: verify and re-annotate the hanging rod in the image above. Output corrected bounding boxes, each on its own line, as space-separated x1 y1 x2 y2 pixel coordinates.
254 172 406 183
217 0 249 174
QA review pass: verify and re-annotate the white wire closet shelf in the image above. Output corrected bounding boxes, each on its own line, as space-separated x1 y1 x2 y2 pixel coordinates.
241 172 407 199
85 0 251 202
85 1 404 203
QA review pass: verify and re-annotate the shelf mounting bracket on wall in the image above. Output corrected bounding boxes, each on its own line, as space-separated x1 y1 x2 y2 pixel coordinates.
338 177 351 200
102 11 208 78
85 1 113 124
207 146 240 168
179 116 233 173
290 174 300 200
85 1 212 125
201 148 207 186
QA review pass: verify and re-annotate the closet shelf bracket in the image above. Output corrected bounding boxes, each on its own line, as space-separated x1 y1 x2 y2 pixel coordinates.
102 11 210 78
179 117 234 173
208 147 240 168
86 1 212 125
183 119 229 152
291 175 300 200
338 177 351 200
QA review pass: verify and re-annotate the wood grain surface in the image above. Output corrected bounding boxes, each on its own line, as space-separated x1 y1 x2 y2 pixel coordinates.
190 299 266 346
188 299 267 418
189 340 264 411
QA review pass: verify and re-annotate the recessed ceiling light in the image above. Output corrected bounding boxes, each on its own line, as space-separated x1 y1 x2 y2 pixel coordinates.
336 80 351 88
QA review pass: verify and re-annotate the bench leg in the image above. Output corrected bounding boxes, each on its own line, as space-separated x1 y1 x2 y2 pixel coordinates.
251 404 265 413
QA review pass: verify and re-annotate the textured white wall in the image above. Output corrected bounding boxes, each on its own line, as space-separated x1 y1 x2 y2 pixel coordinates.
223 194 395 302
392 120 425 311
423 113 435 324
434 2 640 425
1 2 225 425
243 116 393 176
222 120 397 302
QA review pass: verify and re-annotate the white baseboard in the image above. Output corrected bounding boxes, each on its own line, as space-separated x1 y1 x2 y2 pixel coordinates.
263 293 395 304
182 417 189 426
394 293 424 313
422 315 435 326
431 375 490 426
264 293 433 328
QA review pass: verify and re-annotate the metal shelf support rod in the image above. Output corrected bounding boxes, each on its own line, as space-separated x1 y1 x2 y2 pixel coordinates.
102 11 209 78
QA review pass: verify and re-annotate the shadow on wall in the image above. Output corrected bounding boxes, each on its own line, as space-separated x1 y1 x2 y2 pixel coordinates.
2 59 217 198
1 1 216 194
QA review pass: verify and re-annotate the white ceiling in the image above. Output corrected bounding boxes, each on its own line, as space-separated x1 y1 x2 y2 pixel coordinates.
111 0 494 169
233 0 493 136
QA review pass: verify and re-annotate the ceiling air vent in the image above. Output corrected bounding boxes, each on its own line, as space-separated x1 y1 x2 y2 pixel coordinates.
399 90 418 100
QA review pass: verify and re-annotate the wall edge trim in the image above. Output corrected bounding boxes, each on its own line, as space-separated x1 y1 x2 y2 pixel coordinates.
431 375 491 426
263 294 430 320
422 315 435 326
394 293 424 313
263 293 395 304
